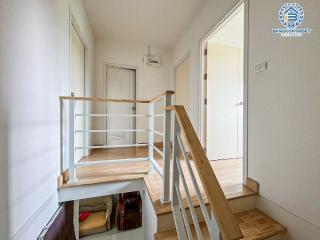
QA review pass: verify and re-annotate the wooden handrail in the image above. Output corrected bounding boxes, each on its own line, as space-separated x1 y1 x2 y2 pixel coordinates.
149 90 175 103
59 90 174 104
59 96 149 103
171 105 243 240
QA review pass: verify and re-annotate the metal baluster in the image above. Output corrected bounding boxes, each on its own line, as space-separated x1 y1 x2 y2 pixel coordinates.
162 94 172 203
148 102 155 174
68 99 76 182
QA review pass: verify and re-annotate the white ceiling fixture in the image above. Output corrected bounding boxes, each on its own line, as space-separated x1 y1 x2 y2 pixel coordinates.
82 0 205 48
143 46 161 67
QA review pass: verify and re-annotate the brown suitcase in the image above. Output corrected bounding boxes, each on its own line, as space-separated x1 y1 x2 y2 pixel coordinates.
116 192 142 231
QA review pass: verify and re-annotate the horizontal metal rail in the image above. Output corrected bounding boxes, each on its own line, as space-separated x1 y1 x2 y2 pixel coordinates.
154 114 164 118
75 143 148 150
174 182 194 240
150 144 164 157
76 157 149 166
152 130 164 137
177 134 211 227
149 156 164 177
175 144 205 240
75 129 148 133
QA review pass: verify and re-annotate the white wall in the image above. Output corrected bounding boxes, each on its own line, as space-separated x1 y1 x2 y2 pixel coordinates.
248 1 320 239
172 0 320 238
172 0 240 133
0 0 95 239
94 39 172 144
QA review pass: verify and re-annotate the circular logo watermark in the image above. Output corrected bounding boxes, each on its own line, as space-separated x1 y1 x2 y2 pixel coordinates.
279 3 304 30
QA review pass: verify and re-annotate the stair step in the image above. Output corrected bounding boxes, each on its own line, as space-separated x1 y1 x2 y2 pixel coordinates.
155 209 286 240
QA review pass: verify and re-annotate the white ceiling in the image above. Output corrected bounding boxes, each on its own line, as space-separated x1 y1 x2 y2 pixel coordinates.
82 0 205 48
208 6 244 49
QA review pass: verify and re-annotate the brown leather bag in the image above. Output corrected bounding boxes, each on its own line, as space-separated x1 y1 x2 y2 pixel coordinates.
116 192 142 231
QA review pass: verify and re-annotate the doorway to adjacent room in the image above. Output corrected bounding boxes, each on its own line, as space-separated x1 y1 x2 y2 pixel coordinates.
200 2 245 183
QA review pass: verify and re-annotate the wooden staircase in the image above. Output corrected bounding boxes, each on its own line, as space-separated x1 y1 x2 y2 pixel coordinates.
155 209 286 240
154 105 287 240
58 93 287 240
150 180 286 240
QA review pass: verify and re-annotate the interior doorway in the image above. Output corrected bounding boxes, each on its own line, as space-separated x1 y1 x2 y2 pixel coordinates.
201 3 244 164
70 22 86 162
105 66 137 146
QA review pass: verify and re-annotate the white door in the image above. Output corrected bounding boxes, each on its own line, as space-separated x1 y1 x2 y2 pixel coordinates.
175 57 190 150
70 24 85 162
106 67 136 146
175 57 190 112
206 43 243 160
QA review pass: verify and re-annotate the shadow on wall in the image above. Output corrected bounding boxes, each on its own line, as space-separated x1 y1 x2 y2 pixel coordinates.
0 118 9 240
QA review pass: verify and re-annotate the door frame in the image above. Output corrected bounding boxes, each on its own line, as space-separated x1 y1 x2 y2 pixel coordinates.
69 8 89 97
199 0 249 183
103 62 139 145
172 51 191 112
69 7 90 159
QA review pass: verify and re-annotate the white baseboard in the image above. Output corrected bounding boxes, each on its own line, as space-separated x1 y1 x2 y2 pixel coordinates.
10 192 59 240
256 196 320 240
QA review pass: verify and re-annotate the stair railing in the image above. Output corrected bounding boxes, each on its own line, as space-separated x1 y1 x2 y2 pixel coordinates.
59 91 174 203
168 105 243 240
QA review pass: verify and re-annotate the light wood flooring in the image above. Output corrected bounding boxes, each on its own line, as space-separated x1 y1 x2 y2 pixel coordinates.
60 147 256 216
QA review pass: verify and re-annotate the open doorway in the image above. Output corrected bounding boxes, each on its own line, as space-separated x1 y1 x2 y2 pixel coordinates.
105 66 137 146
201 3 245 182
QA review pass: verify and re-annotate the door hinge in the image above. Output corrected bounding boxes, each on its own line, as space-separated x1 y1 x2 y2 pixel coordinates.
203 73 207 80
204 98 207 105
204 48 208 56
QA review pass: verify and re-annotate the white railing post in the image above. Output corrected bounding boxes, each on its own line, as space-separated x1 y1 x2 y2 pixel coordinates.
161 93 172 204
148 102 155 174
210 210 221 240
60 98 64 174
172 115 180 205
68 99 76 182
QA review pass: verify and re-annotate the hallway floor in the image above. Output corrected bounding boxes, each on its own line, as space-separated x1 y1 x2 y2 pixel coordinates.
80 227 143 240
59 147 252 218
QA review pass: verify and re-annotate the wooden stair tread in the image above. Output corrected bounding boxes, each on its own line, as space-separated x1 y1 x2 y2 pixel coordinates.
155 209 286 240
145 176 257 216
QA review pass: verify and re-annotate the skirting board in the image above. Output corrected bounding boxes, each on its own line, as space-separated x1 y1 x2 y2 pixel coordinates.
10 192 59 240
256 196 320 240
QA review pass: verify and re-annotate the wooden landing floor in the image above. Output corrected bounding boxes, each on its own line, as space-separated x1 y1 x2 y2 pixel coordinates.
61 147 256 216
